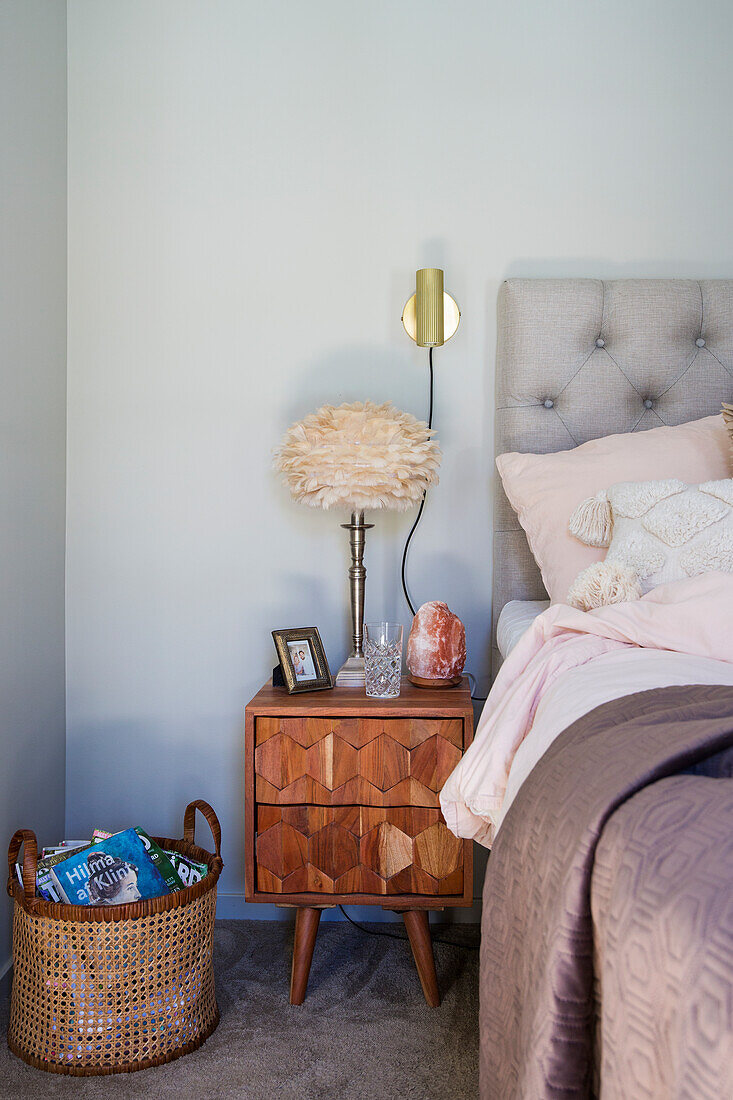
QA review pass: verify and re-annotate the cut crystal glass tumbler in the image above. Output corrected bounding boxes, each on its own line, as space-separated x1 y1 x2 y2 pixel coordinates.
364 622 403 698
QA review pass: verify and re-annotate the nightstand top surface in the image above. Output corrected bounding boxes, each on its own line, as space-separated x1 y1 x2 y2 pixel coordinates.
246 677 473 717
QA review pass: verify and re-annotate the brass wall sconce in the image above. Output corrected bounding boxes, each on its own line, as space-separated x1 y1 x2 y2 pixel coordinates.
402 268 461 348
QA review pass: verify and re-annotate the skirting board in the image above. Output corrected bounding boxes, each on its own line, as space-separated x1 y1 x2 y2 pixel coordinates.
216 894 483 923
0 956 12 999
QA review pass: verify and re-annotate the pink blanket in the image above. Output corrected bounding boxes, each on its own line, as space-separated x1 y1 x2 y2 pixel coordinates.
440 573 733 844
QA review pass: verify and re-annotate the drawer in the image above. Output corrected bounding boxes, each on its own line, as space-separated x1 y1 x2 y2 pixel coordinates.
255 805 464 896
254 717 463 807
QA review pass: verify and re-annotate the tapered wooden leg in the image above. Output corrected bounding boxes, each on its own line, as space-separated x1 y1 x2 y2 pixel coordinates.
290 907 322 1005
402 909 440 1007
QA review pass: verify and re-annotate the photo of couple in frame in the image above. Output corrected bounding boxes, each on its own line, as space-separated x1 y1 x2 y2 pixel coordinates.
271 627 332 694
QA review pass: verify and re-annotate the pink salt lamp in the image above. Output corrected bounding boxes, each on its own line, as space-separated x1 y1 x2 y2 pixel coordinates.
406 601 466 688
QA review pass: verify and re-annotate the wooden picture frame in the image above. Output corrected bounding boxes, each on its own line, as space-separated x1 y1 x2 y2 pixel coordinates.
271 627 333 694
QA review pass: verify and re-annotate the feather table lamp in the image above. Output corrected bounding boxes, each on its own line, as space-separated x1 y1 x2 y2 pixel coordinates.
275 401 441 685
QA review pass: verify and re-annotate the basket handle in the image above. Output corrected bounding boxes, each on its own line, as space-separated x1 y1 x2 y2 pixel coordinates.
183 800 222 859
7 829 38 904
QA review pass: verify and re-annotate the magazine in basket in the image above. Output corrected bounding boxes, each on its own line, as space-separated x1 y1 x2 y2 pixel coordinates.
49 826 179 905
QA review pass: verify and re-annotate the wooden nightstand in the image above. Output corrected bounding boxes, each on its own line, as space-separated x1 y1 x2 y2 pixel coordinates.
244 678 474 1006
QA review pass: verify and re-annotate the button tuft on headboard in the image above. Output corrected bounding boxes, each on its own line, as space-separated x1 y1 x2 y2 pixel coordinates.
696 337 706 347
595 338 605 347
644 398 654 409
543 398 554 409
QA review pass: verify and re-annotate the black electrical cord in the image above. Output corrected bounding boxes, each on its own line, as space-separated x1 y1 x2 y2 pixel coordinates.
339 905 479 950
401 346 434 617
399 348 487 703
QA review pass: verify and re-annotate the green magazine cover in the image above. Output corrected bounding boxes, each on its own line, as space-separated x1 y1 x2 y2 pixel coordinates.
134 828 184 891
167 850 208 888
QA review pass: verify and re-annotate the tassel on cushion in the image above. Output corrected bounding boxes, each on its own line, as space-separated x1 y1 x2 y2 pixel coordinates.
567 560 642 611
568 490 613 547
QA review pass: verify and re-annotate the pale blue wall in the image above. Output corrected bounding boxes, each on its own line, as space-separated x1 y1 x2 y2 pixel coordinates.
0 0 67 973
65 0 733 918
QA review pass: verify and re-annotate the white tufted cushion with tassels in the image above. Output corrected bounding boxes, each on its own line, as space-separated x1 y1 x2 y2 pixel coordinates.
567 478 733 610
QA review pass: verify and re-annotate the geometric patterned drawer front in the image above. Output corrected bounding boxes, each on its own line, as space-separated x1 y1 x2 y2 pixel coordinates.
256 805 464 896
255 717 463 807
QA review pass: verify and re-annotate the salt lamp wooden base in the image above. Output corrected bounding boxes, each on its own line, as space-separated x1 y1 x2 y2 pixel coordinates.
407 673 463 689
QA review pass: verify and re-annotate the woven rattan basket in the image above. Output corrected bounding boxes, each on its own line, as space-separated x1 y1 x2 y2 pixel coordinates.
6 800 223 1076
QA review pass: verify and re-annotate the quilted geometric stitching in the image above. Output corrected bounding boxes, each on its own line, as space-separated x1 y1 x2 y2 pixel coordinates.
592 773 733 1098
479 685 733 1099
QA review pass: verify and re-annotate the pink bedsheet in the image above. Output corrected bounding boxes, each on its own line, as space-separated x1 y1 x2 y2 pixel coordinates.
440 573 733 845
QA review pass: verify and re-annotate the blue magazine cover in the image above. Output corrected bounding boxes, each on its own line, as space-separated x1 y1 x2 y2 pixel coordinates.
49 827 172 905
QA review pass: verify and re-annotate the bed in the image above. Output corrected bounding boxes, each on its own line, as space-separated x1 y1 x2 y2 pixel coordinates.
442 279 733 1099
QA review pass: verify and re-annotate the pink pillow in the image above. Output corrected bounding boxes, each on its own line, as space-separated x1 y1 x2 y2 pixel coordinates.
496 415 730 603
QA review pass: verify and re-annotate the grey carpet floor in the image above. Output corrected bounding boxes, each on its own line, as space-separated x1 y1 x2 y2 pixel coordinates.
0 919 479 1100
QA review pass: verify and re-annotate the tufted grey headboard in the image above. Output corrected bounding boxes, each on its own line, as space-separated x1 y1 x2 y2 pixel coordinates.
492 278 733 676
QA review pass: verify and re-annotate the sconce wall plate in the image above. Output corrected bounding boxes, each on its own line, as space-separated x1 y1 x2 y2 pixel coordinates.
402 292 461 346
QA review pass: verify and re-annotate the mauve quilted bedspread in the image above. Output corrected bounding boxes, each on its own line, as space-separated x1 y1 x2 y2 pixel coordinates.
480 684 733 1100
